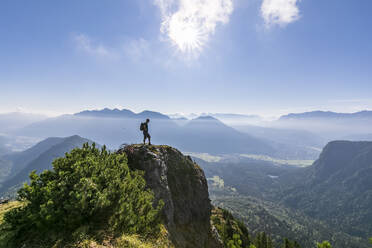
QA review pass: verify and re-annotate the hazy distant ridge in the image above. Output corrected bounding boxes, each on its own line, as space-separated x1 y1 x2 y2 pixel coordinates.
75 108 170 119
280 110 372 120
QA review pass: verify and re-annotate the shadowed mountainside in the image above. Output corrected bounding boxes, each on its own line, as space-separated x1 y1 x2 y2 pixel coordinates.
279 141 372 239
0 135 93 197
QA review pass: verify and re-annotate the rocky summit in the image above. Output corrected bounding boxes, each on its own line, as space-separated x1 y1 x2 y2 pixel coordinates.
118 144 222 248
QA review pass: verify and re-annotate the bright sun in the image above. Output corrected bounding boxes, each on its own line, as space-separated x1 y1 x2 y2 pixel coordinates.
158 0 233 57
168 17 205 54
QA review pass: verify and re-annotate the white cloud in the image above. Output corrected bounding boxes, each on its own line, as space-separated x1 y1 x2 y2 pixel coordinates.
74 34 114 57
154 0 233 56
261 0 301 27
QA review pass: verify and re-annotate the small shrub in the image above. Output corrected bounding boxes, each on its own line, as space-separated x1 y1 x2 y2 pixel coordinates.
317 241 332 248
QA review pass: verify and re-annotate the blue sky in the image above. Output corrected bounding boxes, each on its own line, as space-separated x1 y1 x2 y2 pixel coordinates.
0 0 371 117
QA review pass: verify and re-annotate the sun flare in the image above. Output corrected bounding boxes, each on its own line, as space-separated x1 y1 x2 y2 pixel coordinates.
157 0 233 57
168 18 205 54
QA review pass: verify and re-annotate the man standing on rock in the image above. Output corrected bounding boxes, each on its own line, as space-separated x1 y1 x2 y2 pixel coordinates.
140 118 151 145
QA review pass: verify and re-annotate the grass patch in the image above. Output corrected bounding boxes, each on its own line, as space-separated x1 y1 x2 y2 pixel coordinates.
0 201 23 224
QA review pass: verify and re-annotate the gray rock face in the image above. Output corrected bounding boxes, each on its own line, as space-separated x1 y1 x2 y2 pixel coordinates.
119 144 222 248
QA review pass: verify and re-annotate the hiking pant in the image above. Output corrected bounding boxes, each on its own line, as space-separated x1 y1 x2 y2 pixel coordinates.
143 131 151 143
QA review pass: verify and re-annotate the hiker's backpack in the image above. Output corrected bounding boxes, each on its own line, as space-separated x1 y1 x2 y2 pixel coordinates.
140 122 145 131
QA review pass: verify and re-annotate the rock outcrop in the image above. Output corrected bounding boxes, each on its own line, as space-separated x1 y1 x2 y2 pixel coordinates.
118 144 222 248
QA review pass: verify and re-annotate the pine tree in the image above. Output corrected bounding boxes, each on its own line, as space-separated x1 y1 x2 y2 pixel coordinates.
254 232 274 248
254 233 263 248
281 238 302 248
267 236 274 248
283 238 292 248
261 232 268 248
293 241 301 248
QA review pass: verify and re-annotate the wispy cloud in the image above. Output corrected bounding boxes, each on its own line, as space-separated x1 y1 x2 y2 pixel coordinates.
154 0 233 57
261 0 301 28
73 33 167 65
74 33 114 58
123 38 150 62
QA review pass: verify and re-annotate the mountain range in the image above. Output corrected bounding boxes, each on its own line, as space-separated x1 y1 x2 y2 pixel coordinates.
1 108 372 162
11 110 315 159
75 108 170 119
280 110 372 120
275 110 372 140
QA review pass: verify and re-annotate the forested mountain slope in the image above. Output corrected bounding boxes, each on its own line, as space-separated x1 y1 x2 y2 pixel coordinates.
280 141 372 238
198 141 372 247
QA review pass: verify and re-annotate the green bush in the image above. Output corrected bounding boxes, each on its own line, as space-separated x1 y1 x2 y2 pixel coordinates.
227 233 243 248
317 241 332 248
1 143 163 247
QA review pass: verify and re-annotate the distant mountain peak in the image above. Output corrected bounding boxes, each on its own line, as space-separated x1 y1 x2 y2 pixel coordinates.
74 108 170 119
193 116 219 121
75 108 136 118
137 110 170 119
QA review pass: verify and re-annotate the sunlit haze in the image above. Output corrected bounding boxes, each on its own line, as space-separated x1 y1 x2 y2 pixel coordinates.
1 0 371 117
